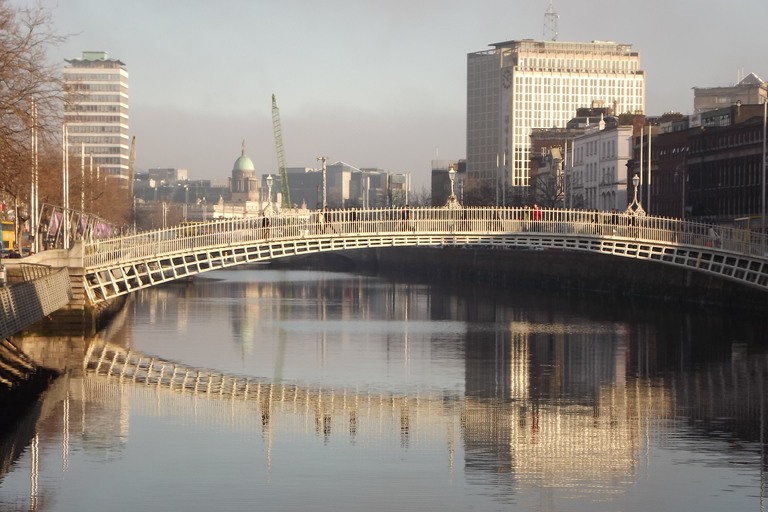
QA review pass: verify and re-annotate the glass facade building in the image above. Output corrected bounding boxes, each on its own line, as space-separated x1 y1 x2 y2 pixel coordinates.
63 51 130 183
467 40 645 196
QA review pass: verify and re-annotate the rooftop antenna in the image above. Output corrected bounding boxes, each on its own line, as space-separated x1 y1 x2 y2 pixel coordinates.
544 0 559 41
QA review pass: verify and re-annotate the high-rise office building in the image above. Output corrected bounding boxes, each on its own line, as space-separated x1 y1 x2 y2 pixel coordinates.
467 40 645 199
63 51 130 183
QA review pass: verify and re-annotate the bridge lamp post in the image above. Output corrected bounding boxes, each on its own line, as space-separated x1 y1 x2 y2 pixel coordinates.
265 174 276 217
445 165 461 210
625 173 645 218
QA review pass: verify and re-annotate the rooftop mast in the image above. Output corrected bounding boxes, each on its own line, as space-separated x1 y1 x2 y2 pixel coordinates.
544 0 559 41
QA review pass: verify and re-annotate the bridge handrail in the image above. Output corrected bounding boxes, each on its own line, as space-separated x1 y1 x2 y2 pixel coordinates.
82 207 768 268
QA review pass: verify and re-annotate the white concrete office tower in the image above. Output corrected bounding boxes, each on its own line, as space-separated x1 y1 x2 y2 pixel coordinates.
63 51 129 184
467 40 645 197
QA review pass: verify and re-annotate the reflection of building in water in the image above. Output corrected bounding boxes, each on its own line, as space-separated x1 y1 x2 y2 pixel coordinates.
461 319 674 498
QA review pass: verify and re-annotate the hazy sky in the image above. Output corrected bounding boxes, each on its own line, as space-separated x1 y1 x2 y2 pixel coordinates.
36 0 768 190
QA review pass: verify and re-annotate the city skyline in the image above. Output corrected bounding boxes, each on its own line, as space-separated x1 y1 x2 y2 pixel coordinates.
43 0 768 191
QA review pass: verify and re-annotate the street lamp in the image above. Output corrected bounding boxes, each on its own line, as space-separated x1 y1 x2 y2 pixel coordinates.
625 173 646 217
445 165 461 209
265 174 275 216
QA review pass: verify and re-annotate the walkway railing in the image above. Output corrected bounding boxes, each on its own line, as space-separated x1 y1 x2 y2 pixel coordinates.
83 207 768 269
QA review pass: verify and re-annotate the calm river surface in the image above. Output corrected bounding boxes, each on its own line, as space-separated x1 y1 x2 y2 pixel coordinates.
1 268 767 512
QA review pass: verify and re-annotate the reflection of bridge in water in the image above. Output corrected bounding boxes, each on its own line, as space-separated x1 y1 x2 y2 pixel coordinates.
84 336 751 500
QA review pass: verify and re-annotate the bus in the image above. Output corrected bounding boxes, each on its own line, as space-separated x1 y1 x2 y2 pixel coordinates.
1 221 15 254
179 221 206 236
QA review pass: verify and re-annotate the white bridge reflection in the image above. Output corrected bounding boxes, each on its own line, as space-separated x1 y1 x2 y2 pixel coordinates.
83 338 676 498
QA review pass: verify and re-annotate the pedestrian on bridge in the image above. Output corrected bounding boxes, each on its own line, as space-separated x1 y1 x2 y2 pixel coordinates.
532 204 542 231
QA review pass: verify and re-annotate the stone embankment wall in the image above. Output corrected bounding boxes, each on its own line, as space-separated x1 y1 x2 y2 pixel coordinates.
3 245 124 335
0 268 73 341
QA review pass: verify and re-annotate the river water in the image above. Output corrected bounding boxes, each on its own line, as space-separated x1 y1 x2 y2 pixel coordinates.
1 267 767 512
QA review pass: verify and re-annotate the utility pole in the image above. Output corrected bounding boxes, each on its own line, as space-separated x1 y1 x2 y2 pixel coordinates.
80 142 85 212
30 99 38 254
62 124 69 249
762 99 766 254
317 157 328 210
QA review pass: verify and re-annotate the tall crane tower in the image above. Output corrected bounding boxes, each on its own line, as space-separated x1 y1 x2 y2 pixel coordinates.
271 94 291 209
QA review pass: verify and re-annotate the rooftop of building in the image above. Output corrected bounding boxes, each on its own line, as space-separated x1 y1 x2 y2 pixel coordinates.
487 39 636 55
693 72 767 91
65 51 126 67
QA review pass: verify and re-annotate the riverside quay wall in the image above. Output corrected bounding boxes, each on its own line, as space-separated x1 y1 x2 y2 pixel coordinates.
0 268 73 341
337 247 768 311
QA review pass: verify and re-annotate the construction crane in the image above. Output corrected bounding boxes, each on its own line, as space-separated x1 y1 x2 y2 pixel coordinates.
271 94 291 209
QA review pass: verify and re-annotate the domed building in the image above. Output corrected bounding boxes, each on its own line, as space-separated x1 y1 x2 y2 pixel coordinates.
229 141 260 202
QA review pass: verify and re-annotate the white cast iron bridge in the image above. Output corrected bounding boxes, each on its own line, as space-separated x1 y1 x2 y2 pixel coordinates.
78 207 768 304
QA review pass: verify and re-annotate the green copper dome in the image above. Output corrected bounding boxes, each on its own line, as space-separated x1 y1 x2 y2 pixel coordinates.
233 141 255 172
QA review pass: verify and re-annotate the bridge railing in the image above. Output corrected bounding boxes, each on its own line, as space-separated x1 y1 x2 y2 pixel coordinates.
83 207 768 268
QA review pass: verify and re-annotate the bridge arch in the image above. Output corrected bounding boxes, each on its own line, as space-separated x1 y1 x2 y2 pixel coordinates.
77 207 768 303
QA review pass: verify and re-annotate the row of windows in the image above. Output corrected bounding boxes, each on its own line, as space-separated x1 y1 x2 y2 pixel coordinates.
64 73 124 81
690 160 765 189
64 115 127 123
70 83 122 92
514 76 643 87
68 136 123 144
66 125 125 134
570 164 620 185
517 57 639 72
65 104 125 113
691 126 765 152
71 94 124 102
74 146 125 154
93 157 124 165
689 193 762 219
574 139 621 163
656 146 689 159
70 61 123 69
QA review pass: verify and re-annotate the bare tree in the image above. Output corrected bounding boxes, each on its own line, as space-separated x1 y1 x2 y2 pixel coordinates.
531 172 564 208
409 186 431 207
0 0 68 201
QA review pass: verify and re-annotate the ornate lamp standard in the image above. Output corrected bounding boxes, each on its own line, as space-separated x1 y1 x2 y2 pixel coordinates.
445 165 462 210
265 174 276 217
625 173 646 218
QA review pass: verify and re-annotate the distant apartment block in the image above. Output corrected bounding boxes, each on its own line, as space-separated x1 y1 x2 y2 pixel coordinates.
264 162 403 210
467 39 645 200
148 168 188 184
63 51 130 184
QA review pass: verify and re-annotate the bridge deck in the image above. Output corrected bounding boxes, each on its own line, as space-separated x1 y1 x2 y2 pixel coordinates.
79 208 768 302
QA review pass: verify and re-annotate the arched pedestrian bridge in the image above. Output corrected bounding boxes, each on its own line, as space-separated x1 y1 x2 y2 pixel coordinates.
75 207 768 303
